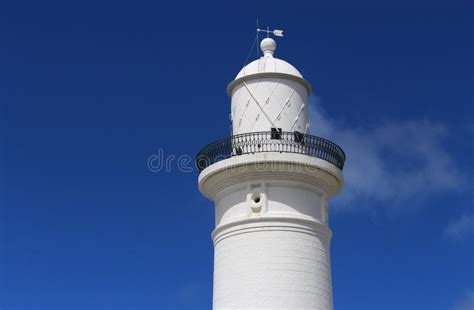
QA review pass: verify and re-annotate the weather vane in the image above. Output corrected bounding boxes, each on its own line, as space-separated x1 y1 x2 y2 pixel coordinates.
257 27 284 37
252 21 284 58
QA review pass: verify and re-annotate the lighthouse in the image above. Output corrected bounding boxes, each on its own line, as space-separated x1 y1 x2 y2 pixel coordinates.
196 33 345 310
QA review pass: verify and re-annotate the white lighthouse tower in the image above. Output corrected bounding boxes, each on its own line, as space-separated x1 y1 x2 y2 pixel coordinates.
197 33 345 310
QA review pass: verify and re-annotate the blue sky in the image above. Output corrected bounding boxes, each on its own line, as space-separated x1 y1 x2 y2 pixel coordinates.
0 0 472 309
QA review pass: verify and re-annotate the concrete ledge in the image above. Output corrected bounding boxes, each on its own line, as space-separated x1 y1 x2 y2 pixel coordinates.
198 152 344 200
212 216 332 245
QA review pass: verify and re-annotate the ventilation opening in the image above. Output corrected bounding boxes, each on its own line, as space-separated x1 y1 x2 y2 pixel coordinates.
251 193 261 204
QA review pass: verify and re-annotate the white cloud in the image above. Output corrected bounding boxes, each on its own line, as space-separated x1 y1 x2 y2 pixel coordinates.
309 96 466 211
443 213 474 241
453 291 474 310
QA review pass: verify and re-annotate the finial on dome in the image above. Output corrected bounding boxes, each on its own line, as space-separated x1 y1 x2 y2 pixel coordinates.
260 38 276 57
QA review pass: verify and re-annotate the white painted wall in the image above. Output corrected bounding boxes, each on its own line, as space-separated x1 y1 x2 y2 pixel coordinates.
211 181 333 310
230 78 309 135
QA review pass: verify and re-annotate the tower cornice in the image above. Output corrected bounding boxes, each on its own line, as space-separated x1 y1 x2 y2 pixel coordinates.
198 152 343 200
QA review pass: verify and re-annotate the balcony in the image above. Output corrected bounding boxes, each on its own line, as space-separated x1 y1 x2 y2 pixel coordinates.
196 131 345 172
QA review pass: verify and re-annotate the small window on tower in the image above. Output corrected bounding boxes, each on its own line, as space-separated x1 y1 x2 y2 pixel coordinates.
294 131 304 144
271 128 282 139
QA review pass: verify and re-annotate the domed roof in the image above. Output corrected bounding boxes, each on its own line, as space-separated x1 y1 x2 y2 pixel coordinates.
235 57 303 79
235 38 303 79
227 38 312 95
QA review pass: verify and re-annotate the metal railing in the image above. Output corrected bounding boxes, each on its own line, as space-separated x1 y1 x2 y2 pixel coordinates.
196 131 345 171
